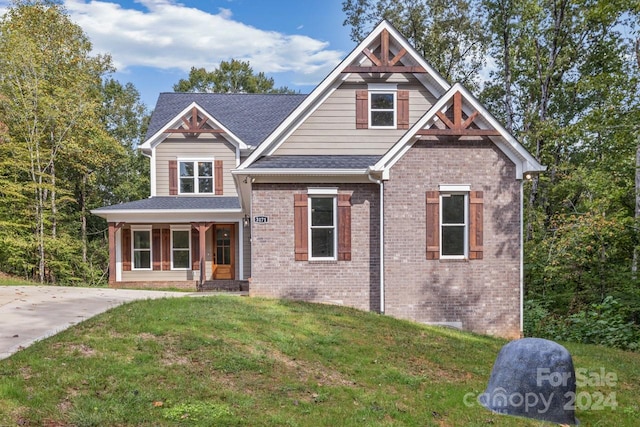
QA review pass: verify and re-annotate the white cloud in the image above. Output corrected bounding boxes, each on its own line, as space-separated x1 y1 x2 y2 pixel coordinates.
64 0 344 81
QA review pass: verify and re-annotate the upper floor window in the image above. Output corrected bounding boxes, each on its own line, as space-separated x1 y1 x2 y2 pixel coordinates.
370 91 396 127
179 160 213 194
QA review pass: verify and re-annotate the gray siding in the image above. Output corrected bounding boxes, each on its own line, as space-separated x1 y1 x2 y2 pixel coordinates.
155 136 237 196
273 79 436 156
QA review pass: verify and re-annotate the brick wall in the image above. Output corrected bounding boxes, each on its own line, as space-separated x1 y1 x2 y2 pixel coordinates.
250 183 380 312
383 139 522 338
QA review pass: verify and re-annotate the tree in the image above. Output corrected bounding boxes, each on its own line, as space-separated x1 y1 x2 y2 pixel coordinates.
0 0 117 283
173 60 297 94
342 0 489 90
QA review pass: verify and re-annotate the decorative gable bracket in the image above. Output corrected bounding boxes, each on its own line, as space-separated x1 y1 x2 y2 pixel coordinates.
418 91 500 137
342 29 426 74
164 106 225 137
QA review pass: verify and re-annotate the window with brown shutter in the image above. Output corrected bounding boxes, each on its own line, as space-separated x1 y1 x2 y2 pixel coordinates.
469 191 484 259
356 90 368 129
122 228 131 271
294 194 308 261
426 190 484 260
426 191 440 259
215 160 224 195
152 229 161 270
397 90 409 129
338 193 352 261
169 160 178 195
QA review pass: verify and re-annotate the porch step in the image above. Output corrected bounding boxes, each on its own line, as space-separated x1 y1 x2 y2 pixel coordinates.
200 280 249 292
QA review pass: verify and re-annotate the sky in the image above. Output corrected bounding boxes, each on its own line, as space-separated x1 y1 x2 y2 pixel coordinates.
0 0 357 108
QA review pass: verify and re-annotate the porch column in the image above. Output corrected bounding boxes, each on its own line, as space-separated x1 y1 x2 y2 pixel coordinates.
199 223 207 283
108 222 124 285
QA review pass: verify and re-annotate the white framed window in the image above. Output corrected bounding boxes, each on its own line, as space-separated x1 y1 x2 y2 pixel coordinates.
131 226 152 270
308 188 338 260
369 83 397 128
179 159 213 194
171 226 191 270
440 192 468 259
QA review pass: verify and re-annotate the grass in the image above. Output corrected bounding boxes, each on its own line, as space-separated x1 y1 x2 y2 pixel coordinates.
0 296 638 426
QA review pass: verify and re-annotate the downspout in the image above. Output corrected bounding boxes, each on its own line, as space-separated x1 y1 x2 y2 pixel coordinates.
520 178 525 336
368 171 384 314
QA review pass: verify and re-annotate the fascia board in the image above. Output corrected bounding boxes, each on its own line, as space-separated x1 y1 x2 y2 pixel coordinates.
232 168 369 176
238 20 450 170
140 102 248 151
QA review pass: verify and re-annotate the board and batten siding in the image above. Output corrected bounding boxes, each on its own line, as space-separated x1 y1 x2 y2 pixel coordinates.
272 78 436 156
155 137 238 196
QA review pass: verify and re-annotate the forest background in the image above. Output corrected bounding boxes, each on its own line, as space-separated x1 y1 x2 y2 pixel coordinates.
1 0 639 349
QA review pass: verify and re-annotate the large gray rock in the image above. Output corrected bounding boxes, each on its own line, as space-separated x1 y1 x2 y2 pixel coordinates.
479 338 578 425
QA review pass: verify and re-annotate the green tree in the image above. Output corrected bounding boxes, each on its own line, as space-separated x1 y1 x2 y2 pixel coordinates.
174 60 297 94
0 0 117 283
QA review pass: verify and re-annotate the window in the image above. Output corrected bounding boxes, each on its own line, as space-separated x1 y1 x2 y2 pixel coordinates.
426 188 483 260
171 228 190 269
370 92 396 127
132 229 151 270
179 160 213 194
309 196 337 259
440 193 468 258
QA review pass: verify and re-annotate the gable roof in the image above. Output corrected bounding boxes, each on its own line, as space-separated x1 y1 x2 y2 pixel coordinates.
237 20 451 169
371 83 545 179
142 92 306 149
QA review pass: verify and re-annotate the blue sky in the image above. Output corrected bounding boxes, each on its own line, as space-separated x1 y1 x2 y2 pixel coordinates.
1 0 358 107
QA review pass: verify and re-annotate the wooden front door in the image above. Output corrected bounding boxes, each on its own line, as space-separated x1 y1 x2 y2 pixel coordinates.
212 224 234 280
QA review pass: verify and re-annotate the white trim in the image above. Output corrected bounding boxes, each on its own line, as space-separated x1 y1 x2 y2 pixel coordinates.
368 83 398 91
439 184 471 192
131 226 152 271
170 226 191 271
238 219 244 280
140 102 248 151
115 228 122 282
308 194 338 261
150 146 156 197
307 187 338 195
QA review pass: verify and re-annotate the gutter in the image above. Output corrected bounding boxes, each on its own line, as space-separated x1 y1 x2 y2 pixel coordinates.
368 170 385 314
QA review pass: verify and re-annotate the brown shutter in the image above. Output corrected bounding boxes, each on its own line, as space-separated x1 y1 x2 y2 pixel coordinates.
214 160 224 195
356 90 368 129
426 191 440 260
152 229 161 270
294 194 308 261
191 227 200 270
122 228 131 271
169 160 178 195
338 193 352 261
397 90 409 129
162 228 171 270
469 191 484 260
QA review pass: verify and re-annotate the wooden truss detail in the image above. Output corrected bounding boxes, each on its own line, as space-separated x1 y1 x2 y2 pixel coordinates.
342 29 426 73
164 107 224 136
417 91 500 137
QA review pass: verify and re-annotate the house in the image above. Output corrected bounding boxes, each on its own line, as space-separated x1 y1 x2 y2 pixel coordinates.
92 20 544 338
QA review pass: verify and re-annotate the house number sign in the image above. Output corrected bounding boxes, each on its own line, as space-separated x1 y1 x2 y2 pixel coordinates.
254 216 268 224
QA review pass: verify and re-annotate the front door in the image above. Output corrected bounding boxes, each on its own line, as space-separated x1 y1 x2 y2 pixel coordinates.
212 224 234 280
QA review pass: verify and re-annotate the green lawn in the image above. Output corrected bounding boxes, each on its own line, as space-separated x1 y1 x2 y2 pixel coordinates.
0 296 638 426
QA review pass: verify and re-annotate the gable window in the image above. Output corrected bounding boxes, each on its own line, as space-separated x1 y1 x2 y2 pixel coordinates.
426 187 484 260
370 92 396 127
356 85 409 130
171 228 191 269
132 228 151 270
179 160 213 194
309 195 337 259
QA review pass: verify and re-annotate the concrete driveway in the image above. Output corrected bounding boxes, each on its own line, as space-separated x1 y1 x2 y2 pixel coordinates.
0 286 191 360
